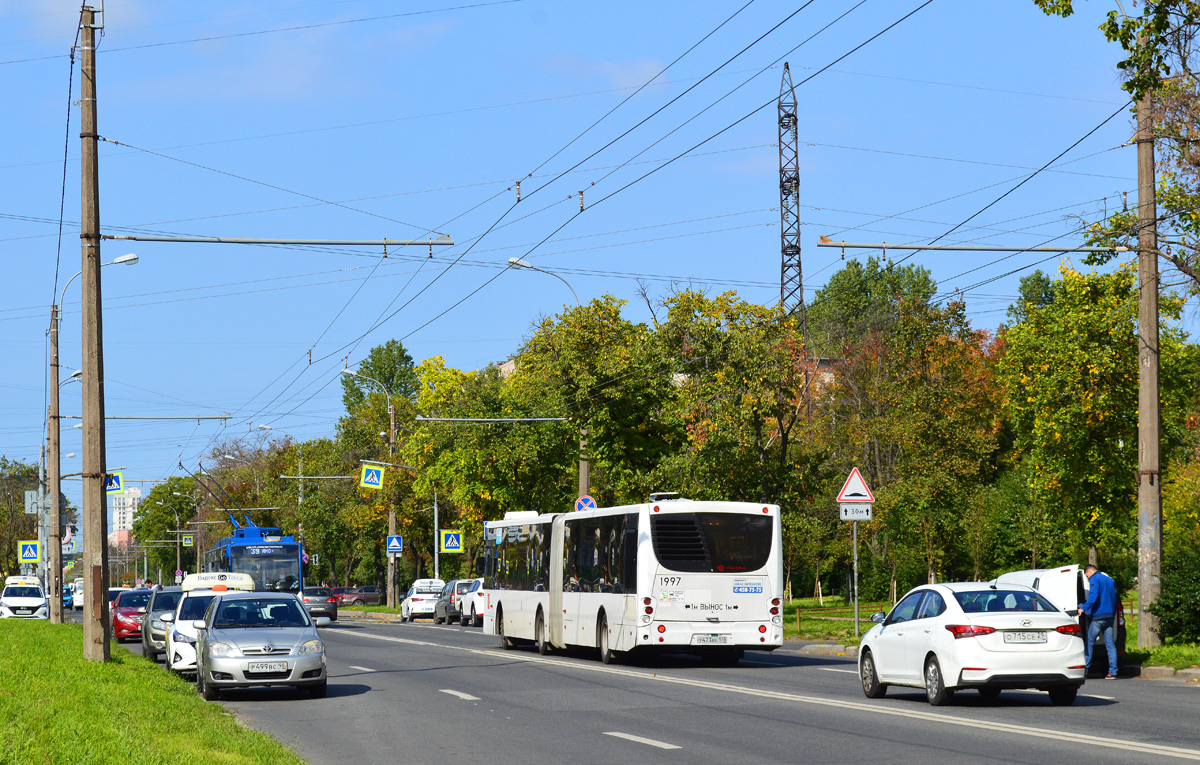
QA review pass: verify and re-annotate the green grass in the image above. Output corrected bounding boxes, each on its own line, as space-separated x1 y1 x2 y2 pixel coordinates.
783 600 870 645
347 604 403 614
1124 642 1200 670
0 621 303 765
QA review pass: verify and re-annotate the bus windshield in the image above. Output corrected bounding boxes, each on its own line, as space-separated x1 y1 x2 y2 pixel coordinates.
651 512 772 573
229 544 301 592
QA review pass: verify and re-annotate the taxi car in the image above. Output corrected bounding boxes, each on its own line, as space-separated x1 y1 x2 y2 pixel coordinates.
1 576 49 619
194 590 329 700
162 573 254 675
400 578 444 621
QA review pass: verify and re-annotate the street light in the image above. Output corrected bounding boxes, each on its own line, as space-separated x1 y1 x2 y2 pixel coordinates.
258 425 302 504
220 454 261 496
505 258 590 496
506 257 580 305
47 253 139 627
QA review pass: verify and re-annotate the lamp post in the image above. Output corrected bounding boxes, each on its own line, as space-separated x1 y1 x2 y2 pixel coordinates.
342 369 400 606
48 253 137 625
168 492 185 576
506 258 589 496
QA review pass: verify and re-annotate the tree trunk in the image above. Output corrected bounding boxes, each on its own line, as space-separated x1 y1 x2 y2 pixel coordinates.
1088 543 1099 568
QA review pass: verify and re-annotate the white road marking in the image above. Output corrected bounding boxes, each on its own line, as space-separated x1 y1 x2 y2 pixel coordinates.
345 631 1200 762
440 689 480 701
604 732 681 750
1082 693 1117 701
818 667 858 674
348 665 375 673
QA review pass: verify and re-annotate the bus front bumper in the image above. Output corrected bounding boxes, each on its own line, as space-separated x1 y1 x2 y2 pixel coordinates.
638 619 784 650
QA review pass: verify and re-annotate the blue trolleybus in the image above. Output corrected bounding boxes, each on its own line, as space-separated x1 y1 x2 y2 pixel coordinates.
201 518 305 594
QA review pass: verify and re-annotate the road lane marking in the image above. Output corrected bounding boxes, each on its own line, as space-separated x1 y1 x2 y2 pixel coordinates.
440 689 480 701
348 665 375 673
604 732 680 750
1082 694 1116 701
343 631 1200 761
818 667 858 674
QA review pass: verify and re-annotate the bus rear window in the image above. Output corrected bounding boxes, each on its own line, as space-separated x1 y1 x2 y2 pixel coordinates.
651 512 771 573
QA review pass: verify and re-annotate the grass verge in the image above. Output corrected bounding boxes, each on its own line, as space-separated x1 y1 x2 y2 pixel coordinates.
348 604 404 614
0 620 302 764
1124 642 1200 670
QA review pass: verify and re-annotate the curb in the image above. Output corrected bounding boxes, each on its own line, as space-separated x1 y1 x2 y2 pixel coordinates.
795 642 858 658
339 610 404 622
1133 665 1200 682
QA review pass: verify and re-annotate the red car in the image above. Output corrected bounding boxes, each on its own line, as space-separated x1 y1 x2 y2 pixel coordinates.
112 588 151 642
338 585 381 606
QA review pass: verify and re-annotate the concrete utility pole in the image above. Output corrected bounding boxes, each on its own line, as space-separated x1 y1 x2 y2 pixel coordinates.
578 428 589 497
80 5 110 662
48 307 62 623
1135 83 1162 649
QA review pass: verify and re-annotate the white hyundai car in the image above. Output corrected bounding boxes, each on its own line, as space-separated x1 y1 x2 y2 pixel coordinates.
858 582 1086 706
0 577 49 619
400 579 444 621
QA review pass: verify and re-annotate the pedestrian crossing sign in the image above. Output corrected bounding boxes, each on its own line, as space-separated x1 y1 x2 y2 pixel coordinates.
439 530 463 553
18 540 40 563
105 471 124 494
182 535 194 547
359 465 384 489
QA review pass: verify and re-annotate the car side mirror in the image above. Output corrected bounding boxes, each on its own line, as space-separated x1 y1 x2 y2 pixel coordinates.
315 616 331 627
160 613 175 624
870 611 886 624
192 619 207 631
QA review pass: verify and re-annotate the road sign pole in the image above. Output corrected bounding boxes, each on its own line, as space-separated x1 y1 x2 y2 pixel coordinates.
433 489 439 580
853 520 860 639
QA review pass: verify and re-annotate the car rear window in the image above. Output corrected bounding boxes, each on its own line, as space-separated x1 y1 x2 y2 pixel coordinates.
455 581 473 593
304 587 331 597
954 589 1060 613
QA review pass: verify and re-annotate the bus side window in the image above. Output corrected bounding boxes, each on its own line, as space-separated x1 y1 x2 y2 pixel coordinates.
564 520 579 592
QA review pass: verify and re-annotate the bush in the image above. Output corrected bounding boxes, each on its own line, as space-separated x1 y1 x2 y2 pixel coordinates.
1147 543 1200 643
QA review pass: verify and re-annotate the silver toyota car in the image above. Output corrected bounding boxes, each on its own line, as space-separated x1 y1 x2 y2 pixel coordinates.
193 590 329 700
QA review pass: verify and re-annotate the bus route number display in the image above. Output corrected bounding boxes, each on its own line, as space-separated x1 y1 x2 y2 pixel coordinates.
245 546 283 555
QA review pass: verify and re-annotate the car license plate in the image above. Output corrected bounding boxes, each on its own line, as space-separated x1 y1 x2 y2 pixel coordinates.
692 634 731 645
247 662 288 673
1003 631 1047 644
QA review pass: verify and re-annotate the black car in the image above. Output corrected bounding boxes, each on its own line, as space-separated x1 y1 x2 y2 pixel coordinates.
142 586 184 662
301 587 339 621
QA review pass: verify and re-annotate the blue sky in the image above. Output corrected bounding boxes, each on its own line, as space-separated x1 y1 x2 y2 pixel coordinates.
1 1 1146 515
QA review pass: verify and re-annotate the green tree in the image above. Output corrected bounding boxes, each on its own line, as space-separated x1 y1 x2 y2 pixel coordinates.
132 477 199 576
0 457 38 575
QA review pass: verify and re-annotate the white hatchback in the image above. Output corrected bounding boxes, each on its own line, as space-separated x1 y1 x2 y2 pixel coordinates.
858 583 1086 706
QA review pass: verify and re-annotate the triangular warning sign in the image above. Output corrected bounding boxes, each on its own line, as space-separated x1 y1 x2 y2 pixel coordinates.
387 537 402 552
837 467 875 503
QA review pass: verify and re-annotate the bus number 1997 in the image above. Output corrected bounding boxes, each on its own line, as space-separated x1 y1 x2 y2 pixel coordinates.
659 576 682 587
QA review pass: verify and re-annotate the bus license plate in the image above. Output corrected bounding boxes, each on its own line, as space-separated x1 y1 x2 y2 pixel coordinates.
248 662 288 673
1003 631 1047 644
692 634 730 645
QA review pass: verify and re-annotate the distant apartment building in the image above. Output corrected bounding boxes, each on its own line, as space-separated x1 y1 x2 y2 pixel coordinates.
108 486 141 548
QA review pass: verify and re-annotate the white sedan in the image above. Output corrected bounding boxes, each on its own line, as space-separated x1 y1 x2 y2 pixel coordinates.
858 582 1086 706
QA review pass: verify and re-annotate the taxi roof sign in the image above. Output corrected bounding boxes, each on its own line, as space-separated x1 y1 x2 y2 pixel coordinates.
180 572 255 592
5 575 41 587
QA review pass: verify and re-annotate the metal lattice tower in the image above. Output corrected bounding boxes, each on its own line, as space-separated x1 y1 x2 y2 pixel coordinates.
778 63 806 335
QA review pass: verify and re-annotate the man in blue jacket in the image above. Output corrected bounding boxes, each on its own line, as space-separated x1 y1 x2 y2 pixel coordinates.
1078 564 1119 679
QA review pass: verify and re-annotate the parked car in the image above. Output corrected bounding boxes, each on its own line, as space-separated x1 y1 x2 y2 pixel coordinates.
339 585 380 606
457 578 485 626
433 580 463 624
72 578 84 611
401 579 445 621
164 572 256 675
996 564 1126 675
301 587 339 621
112 588 151 642
142 586 184 662
858 582 1086 706
107 586 130 609
193 590 329 700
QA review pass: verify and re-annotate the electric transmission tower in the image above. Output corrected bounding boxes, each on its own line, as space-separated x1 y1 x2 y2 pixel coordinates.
778 63 807 333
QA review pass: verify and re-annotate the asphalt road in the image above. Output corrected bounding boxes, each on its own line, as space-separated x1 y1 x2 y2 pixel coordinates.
93 613 1199 765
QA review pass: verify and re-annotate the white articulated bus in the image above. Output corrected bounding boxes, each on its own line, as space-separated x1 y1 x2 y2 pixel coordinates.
480 497 783 665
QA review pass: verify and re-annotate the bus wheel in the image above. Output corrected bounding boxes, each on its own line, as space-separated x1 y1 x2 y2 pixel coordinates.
536 612 551 655
598 615 616 665
498 609 515 650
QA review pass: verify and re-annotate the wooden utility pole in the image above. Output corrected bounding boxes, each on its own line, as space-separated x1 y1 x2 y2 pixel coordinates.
48 307 62 624
1135 85 1162 649
80 5 110 662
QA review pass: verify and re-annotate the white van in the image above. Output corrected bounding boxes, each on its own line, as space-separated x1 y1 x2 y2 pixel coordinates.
162 573 255 674
995 564 1126 664
73 578 85 610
